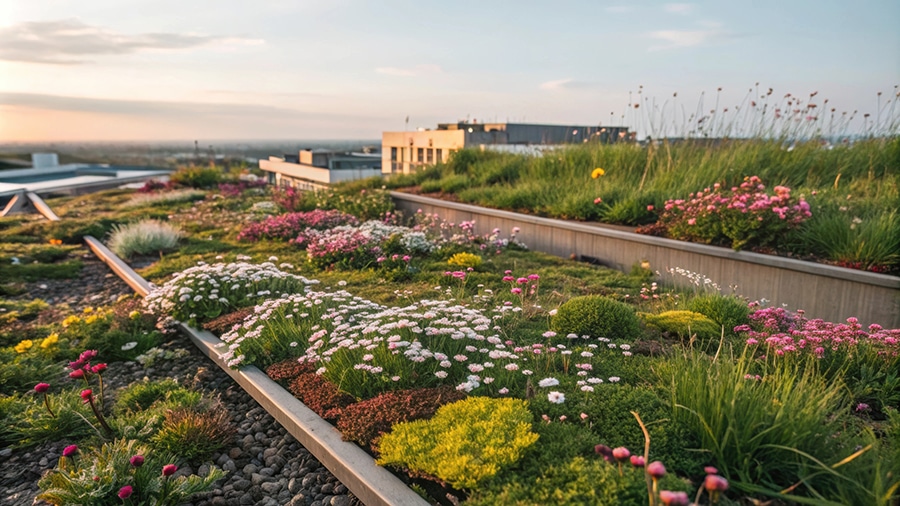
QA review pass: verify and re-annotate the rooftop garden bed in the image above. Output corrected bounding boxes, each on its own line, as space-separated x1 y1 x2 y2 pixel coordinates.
375 137 900 275
3 172 898 505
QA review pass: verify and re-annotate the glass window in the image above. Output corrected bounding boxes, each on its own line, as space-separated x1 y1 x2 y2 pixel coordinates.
417 147 424 161
427 148 434 163
436 148 443 162
391 147 397 161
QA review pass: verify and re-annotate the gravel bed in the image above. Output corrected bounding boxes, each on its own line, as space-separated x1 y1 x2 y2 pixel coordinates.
0 257 363 506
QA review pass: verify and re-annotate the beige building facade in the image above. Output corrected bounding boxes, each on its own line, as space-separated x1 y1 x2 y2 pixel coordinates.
382 122 628 174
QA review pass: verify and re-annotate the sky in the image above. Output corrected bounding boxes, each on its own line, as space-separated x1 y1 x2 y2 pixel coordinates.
0 0 898 142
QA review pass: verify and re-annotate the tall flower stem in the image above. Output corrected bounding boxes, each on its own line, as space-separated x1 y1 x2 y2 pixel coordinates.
86 395 113 437
42 393 55 418
631 411 654 506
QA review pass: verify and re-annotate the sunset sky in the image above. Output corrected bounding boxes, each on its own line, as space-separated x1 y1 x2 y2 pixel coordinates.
1 0 898 142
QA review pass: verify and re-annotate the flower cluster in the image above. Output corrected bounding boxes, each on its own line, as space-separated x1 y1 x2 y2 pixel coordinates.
651 176 812 250
304 221 436 269
217 178 266 197
219 284 631 401
237 209 359 242
410 210 527 253
737 309 900 359
144 261 318 326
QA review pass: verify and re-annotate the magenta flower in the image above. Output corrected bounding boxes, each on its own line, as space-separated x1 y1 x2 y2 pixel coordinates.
630 455 645 467
34 383 50 393
594 444 614 462
162 464 178 476
118 485 133 499
130 455 145 467
69 369 85 380
80 389 93 403
62 445 78 457
90 363 107 374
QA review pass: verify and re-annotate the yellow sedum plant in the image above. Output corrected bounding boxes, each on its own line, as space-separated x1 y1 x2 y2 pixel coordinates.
447 252 483 269
377 397 538 489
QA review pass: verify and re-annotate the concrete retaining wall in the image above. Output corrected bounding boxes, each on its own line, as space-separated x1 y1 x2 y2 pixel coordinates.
391 192 900 328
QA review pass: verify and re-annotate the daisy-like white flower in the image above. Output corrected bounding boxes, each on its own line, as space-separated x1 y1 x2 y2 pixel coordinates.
121 342 138 351
547 391 566 404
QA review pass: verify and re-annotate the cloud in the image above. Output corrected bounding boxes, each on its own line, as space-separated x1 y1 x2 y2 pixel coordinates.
0 92 359 121
539 79 604 91
0 18 263 64
647 22 727 50
374 64 442 77
664 3 694 14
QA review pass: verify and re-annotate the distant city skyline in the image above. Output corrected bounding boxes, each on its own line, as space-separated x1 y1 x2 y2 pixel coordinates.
1 0 898 141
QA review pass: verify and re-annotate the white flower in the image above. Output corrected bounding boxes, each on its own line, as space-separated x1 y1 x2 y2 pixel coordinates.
538 377 560 388
504 363 519 371
547 391 565 404
608 376 621 383
542 331 557 338
498 387 509 395
121 342 138 351
549 309 558 316
522 369 533 376
435 370 448 378
580 385 595 392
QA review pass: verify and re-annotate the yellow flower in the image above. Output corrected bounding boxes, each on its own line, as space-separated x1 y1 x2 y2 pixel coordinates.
41 333 59 349
85 315 99 325
591 168 606 179
62 315 81 327
83 307 94 314
49 238 63 245
129 310 142 320
14 339 34 354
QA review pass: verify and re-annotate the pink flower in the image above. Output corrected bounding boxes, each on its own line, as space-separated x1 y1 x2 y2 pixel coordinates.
630 455 645 467
612 447 631 462
704 474 729 491
34 383 50 393
704 466 719 474
69 369 85 380
580 412 589 420
162 464 178 476
659 490 689 506
594 198 603 204
511 288 522 295
646 205 654 211
594 444 614 462
62 445 78 457
130 455 145 467
687 218 696 226
647 460 666 478
90 363 107 374
118 485 133 499
80 389 93 403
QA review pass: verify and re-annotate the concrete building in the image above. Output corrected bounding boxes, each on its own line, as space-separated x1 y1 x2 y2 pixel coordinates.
259 149 382 190
382 121 629 174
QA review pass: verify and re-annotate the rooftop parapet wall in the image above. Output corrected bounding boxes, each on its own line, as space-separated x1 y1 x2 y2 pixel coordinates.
391 192 900 328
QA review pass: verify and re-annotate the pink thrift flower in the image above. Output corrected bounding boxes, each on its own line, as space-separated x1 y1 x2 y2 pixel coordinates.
647 460 666 478
62 445 78 457
612 447 630 462
80 389 92 403
118 485 133 499
630 455 645 467
162 464 178 476
34 383 50 393
130 455 145 467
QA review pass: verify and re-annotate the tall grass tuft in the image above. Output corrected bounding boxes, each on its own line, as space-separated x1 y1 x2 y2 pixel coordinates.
122 190 207 209
107 220 184 259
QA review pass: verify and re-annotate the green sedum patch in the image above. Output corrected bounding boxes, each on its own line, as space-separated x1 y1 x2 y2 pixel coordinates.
551 295 641 341
377 397 539 489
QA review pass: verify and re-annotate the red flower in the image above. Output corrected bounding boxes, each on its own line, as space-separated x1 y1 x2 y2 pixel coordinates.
130 455 144 467
80 389 93 403
62 444 78 457
90 363 107 374
69 369 85 380
117 485 133 499
34 383 50 393
162 464 178 476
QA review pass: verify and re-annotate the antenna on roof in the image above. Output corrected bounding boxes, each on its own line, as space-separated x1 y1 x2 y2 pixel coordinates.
405 115 409 131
